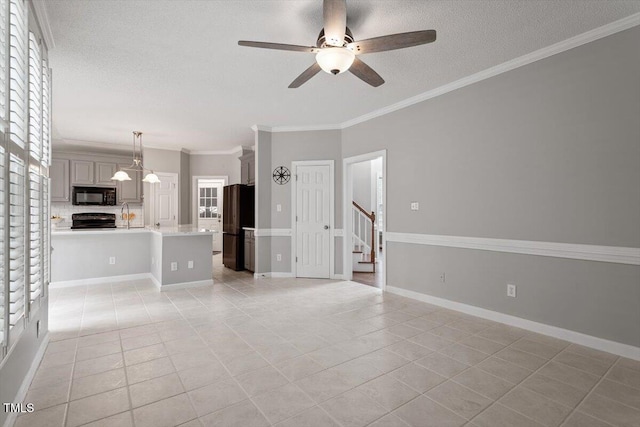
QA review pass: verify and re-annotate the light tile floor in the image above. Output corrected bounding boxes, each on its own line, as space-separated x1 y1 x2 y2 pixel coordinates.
16 258 640 427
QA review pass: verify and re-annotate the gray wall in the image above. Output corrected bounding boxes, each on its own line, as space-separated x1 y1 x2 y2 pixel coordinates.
190 153 241 185
51 233 151 282
0 303 48 427
341 27 640 346
161 235 213 285
352 161 372 212
179 151 191 224
255 131 272 274
255 129 344 275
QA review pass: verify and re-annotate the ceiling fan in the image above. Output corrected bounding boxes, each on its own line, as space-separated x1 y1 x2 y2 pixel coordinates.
238 0 436 88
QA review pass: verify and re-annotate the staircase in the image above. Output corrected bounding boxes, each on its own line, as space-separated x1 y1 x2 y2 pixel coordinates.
352 201 376 273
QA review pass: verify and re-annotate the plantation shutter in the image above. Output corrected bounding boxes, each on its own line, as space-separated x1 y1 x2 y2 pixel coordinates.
42 177 49 289
28 31 41 161
41 57 50 166
0 0 8 127
8 152 25 327
29 166 40 302
9 0 27 148
0 146 5 347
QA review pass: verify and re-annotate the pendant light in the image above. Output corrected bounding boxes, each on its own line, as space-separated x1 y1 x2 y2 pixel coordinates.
111 131 161 184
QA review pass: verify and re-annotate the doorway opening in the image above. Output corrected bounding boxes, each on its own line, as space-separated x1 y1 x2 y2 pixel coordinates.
192 176 227 255
343 151 386 289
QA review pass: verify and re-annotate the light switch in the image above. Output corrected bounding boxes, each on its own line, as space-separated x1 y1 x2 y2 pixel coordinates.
276 204 282 212
188 260 194 269
410 202 419 211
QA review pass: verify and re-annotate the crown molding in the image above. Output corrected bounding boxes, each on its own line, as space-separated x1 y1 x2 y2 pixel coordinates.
341 13 640 129
31 0 55 50
270 123 343 133
253 14 640 133
189 145 244 155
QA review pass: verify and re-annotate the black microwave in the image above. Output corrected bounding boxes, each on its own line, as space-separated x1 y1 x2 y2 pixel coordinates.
72 186 117 206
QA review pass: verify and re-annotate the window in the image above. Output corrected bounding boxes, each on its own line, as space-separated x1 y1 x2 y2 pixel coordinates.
0 145 5 348
199 186 219 219
0 0 7 127
29 166 41 303
9 153 25 329
28 31 42 161
41 57 50 166
0 0 50 359
9 0 27 148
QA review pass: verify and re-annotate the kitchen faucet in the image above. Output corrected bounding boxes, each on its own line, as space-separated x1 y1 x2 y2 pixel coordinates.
121 202 130 229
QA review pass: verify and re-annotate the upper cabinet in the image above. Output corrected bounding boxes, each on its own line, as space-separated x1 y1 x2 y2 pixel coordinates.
52 153 144 204
117 165 142 203
71 160 95 185
50 159 70 202
239 150 255 186
95 162 117 186
71 160 118 186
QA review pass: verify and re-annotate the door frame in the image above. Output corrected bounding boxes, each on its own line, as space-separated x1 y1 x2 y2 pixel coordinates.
343 150 387 290
291 160 335 279
191 175 228 226
150 172 179 226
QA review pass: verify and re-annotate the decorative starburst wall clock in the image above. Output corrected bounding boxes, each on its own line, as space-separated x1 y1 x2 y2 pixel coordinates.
272 166 291 185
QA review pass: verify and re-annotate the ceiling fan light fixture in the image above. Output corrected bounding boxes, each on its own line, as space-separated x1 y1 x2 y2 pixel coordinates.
316 47 355 75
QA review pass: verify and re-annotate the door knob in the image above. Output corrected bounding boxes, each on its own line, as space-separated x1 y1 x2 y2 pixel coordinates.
324 225 329 230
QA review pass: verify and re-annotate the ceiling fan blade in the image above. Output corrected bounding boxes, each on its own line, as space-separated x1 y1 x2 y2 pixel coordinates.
323 0 347 46
289 62 322 88
347 30 436 54
238 41 319 53
349 57 384 87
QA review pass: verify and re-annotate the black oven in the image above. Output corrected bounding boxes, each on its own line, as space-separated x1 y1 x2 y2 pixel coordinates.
72 186 117 206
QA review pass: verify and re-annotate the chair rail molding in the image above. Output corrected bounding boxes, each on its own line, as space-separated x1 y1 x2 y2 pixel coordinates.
385 232 640 265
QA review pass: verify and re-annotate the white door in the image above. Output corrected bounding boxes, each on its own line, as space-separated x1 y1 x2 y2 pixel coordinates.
154 173 177 227
295 164 331 278
197 181 223 251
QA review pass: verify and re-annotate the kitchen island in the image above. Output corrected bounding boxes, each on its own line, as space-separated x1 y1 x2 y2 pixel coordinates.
51 226 216 289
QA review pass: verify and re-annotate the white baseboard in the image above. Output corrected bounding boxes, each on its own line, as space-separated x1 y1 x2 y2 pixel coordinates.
254 272 295 278
159 279 214 290
386 286 640 361
2 333 50 427
50 273 151 288
332 274 347 280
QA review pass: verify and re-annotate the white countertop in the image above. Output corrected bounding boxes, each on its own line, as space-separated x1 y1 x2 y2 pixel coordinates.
52 226 218 237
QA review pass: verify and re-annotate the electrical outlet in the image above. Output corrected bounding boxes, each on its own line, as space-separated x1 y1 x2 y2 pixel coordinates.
276 204 282 212
507 284 517 298
188 260 194 269
276 253 282 261
109 257 116 265
171 262 178 271
410 202 419 211
440 272 446 283
151 257 155 265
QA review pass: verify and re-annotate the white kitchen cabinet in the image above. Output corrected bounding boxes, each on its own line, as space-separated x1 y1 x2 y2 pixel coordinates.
50 158 70 202
71 160 95 185
116 165 142 203
95 162 117 186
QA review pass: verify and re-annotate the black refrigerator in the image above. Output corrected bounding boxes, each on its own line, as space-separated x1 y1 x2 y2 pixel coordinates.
223 184 255 270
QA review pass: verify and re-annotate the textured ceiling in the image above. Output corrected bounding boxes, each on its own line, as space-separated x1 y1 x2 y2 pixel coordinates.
47 0 640 152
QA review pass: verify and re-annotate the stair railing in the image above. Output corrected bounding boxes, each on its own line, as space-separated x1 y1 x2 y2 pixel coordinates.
352 201 376 272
